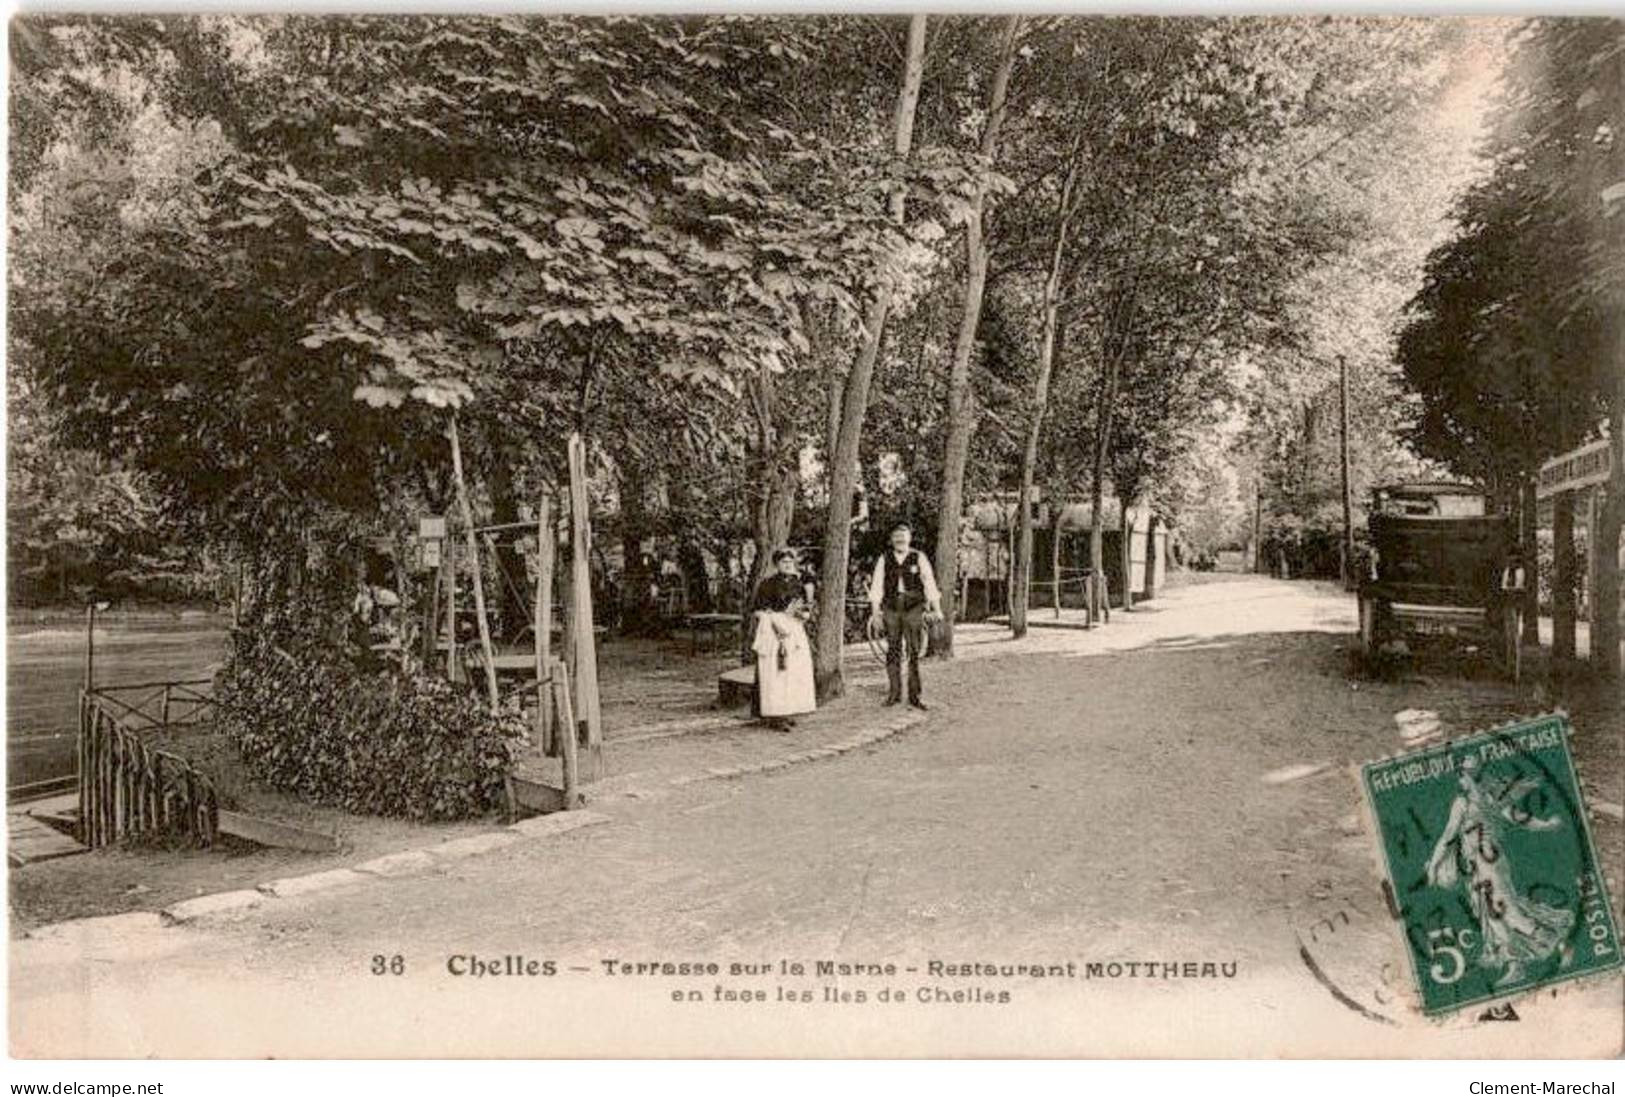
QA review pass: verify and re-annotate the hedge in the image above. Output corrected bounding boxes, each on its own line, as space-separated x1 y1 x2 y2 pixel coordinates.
215 631 524 822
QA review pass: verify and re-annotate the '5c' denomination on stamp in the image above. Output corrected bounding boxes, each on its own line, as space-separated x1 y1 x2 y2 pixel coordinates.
1360 714 1621 1016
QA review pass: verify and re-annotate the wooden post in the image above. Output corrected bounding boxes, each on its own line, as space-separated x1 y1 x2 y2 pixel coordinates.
559 547 575 760
100 714 111 847
77 695 88 844
449 415 501 709
1586 487 1601 630
112 728 123 842
444 527 458 681
551 656 579 808
535 491 555 756
1144 517 1158 599
1051 507 1063 618
84 602 96 694
161 684 172 729
567 433 604 780
1554 489 1577 663
1521 474 1541 644
87 711 97 847
1120 500 1135 613
1006 508 1016 617
421 545 441 668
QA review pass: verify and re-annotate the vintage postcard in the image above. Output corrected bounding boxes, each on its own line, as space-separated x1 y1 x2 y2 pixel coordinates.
6 12 1623 1060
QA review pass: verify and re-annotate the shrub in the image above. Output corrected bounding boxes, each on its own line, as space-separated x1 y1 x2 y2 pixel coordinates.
215 629 524 822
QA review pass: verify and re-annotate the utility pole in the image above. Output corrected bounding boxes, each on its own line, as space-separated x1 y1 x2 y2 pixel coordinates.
1339 354 1355 590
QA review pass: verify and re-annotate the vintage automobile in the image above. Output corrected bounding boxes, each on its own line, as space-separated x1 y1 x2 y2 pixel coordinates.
1357 482 1526 680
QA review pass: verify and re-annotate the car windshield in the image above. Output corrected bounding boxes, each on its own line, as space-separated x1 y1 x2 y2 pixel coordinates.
1372 488 1486 517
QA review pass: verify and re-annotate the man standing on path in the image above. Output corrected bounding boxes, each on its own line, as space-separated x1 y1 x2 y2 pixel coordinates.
867 523 942 710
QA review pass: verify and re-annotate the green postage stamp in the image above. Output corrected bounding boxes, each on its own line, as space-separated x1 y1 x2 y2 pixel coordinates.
1360 714 1621 1016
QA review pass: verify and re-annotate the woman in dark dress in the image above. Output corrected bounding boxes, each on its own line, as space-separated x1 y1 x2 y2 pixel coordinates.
750 549 816 729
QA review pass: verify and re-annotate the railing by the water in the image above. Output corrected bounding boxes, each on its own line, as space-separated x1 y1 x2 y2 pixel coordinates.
77 680 219 849
84 678 216 731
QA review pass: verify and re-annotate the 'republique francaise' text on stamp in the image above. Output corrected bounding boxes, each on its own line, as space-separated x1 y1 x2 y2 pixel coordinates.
1360 714 1621 1016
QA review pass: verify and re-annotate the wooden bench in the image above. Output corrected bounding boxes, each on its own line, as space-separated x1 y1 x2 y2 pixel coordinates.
718 664 755 708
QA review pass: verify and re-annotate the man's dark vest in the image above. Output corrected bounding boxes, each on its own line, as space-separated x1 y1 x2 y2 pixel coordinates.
881 550 926 611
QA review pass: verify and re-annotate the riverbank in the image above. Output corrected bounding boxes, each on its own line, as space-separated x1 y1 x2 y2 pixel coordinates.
9 604 229 627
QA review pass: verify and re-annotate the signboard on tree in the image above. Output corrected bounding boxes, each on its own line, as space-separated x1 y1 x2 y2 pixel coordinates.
1536 438 1612 500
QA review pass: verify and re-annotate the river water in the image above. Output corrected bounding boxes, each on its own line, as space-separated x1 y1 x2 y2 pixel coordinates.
6 616 230 794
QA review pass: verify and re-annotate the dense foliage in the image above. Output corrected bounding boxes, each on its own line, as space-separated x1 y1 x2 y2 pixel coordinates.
11 15 1617 684
1393 18 1623 671
216 623 524 821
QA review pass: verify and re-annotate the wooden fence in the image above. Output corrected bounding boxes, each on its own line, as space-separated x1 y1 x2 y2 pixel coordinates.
77 680 219 849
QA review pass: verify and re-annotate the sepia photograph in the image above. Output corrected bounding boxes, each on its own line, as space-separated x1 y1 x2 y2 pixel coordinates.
4 9 1623 1063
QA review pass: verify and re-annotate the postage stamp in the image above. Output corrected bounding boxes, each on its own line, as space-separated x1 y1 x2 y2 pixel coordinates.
1359 713 1622 1016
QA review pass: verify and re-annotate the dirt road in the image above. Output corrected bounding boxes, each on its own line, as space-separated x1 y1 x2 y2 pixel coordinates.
11 577 1620 1057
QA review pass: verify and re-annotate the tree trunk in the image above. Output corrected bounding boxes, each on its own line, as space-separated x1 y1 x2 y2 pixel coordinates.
1120 497 1135 612
1252 476 1264 575
677 542 712 613
752 473 796 586
1554 491 1577 664
744 465 796 661
933 14 1021 659
1011 140 1083 639
748 362 798 599
1594 374 1623 678
825 371 843 489
813 14 928 700
1089 361 1123 618
1592 360 1618 679
1144 513 1158 598
661 471 714 618
618 459 655 635
1522 474 1541 645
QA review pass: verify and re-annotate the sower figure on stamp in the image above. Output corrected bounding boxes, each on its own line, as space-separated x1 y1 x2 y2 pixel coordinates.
867 523 942 710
